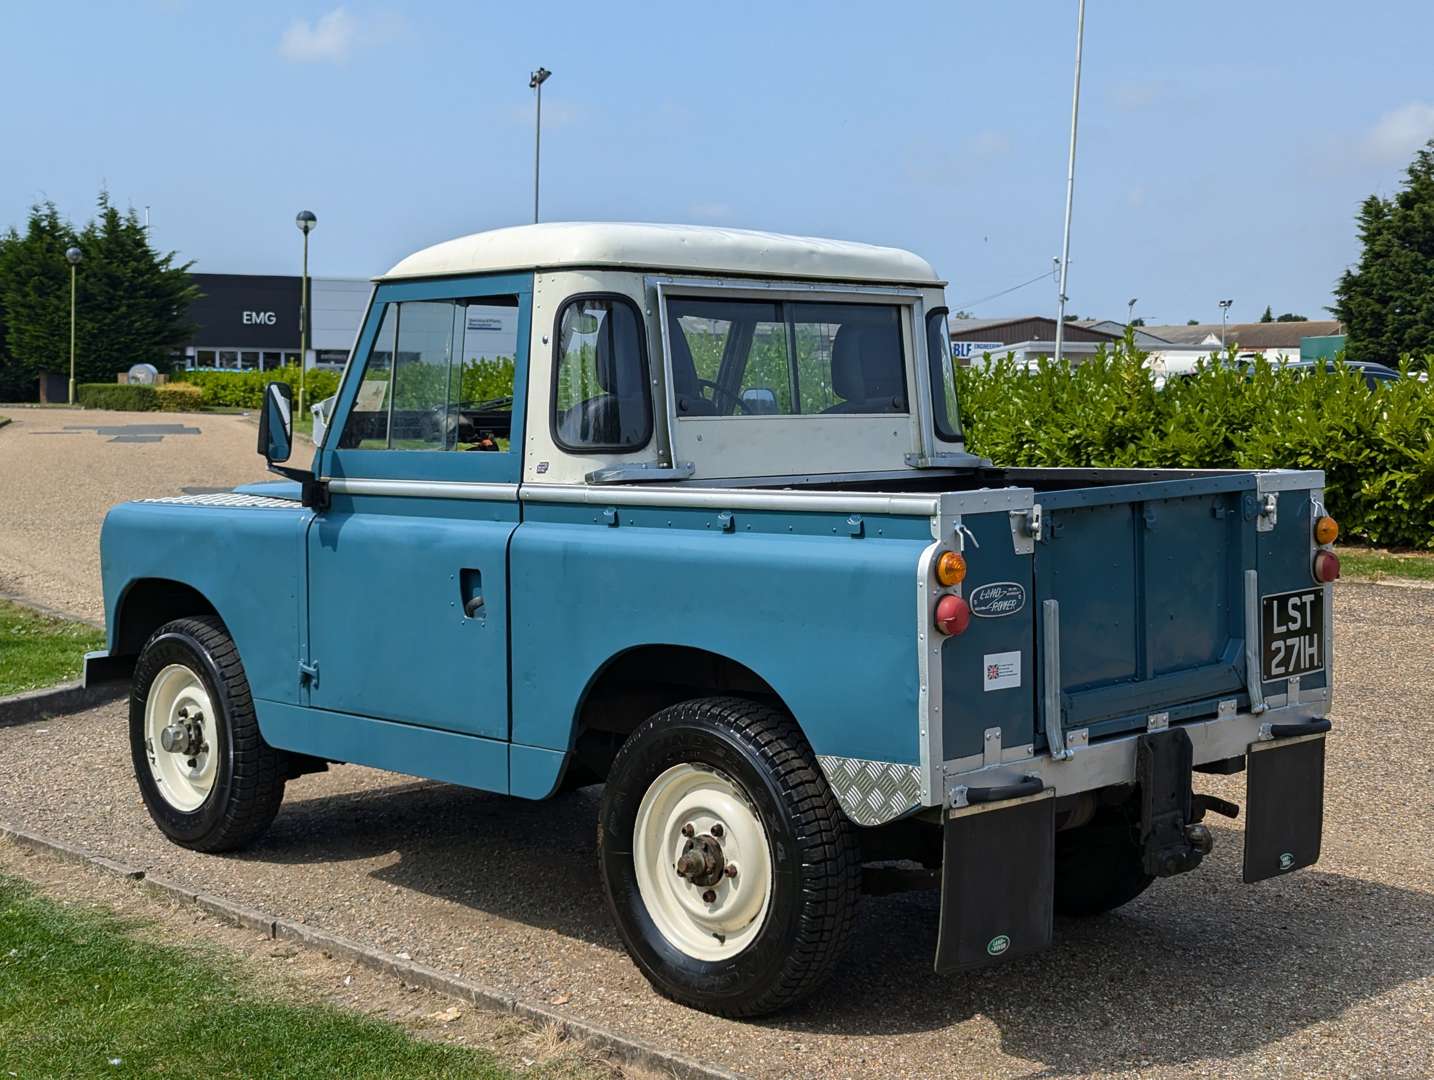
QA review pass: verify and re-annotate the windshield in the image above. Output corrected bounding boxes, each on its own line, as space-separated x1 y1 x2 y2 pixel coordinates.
666 298 908 417
926 308 963 441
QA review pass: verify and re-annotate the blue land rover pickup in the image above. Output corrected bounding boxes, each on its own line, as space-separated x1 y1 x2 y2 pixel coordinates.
89 223 1339 1017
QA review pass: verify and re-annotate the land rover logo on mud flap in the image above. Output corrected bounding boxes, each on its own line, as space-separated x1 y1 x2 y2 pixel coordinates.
987 934 1011 956
1279 852 1295 870
969 582 1026 619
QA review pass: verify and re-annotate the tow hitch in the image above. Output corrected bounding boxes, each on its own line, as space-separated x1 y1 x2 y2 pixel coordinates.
1137 729 1237 877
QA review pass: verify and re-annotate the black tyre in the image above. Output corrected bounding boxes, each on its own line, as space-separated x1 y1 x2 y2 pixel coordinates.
1053 803 1154 917
129 616 286 852
598 697 861 1017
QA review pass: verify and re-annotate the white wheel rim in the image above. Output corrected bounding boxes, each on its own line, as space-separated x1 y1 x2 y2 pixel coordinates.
633 763 773 962
143 663 218 812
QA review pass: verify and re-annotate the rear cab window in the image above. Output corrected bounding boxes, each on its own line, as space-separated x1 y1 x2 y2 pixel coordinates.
666 298 908 418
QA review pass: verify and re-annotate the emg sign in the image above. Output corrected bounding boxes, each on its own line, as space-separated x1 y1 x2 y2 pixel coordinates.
243 311 277 325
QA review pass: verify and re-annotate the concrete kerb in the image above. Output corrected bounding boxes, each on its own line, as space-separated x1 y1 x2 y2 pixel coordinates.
0 820 744 1080
0 680 126 728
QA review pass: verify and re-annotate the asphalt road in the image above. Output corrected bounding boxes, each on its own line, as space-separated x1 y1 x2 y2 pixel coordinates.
0 408 271 623
1 582 1430 1079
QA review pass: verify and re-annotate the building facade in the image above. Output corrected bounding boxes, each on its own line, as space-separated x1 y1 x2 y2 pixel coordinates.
181 273 370 372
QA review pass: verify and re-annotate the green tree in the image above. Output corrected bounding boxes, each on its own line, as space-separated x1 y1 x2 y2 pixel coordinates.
0 202 76 396
1186 318 1200 325
73 193 199 380
1130 317 1146 327
1275 312 1308 322
0 193 199 397
1260 305 1274 322
1333 139 1434 366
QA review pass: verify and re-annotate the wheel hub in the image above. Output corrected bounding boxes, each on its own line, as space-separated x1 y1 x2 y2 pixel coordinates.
159 706 204 756
675 833 726 887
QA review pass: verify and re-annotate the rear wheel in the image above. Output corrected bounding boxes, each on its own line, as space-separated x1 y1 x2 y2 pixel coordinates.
598 697 860 1017
130 616 286 852
1053 803 1154 916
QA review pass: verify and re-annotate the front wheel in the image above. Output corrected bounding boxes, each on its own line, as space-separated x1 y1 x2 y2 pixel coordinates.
598 697 861 1017
129 616 286 852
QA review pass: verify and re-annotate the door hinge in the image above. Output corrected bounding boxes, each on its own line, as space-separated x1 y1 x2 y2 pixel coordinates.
298 661 319 687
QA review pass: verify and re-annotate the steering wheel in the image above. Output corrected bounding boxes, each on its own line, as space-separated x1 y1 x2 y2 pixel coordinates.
695 378 755 415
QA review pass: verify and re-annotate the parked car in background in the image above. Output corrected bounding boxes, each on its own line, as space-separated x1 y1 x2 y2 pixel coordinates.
89 223 1339 1017
1282 359 1402 390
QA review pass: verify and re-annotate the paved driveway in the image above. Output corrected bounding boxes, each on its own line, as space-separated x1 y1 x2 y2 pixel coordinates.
1 583 1429 1078
0 408 272 623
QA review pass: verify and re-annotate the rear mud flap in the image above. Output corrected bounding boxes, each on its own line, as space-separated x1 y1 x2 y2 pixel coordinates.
1244 733 1327 883
934 789 1054 974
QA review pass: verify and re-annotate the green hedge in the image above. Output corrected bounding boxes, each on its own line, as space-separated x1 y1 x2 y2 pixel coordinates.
957 350 1434 549
171 366 341 409
77 383 158 411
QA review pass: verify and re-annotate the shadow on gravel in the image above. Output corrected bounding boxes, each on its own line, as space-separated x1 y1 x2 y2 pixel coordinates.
245 785 1432 1074
250 779 622 948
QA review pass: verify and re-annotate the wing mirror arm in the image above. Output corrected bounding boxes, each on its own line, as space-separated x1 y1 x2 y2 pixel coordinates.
258 381 329 510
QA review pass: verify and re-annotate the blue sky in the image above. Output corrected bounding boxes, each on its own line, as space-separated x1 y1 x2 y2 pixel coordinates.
4 1 1433 325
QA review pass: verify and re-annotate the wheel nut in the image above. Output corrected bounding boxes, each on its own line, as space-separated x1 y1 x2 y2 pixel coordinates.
710 823 724 838
725 864 737 878
702 889 716 903
681 824 695 838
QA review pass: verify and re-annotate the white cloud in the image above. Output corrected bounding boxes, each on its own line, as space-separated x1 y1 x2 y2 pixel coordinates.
279 7 402 64
1113 80 1163 112
1362 101 1434 164
963 130 1011 160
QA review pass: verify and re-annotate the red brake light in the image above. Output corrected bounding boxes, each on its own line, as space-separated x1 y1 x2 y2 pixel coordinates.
1313 550 1341 583
935 594 971 636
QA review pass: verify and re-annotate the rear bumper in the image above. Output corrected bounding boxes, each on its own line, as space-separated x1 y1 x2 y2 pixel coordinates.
942 689 1329 805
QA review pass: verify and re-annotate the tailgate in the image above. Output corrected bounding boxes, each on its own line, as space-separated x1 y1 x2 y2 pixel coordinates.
1034 475 1257 742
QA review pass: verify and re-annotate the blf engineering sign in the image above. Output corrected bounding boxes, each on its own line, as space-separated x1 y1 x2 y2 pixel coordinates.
951 340 1005 365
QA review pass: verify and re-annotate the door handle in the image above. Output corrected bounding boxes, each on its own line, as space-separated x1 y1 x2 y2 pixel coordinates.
459 568 484 619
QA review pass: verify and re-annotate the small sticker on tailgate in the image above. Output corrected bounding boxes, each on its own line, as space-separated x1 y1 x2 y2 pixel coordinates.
983 651 1021 692
1261 587 1325 682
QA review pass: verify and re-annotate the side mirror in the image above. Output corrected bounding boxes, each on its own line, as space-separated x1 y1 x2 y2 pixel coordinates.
258 381 294 464
740 387 779 415
311 394 337 448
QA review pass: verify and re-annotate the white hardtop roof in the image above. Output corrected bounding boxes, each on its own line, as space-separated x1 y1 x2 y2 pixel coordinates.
380 222 943 285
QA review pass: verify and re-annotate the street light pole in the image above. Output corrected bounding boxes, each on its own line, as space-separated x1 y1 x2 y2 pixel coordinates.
295 210 317 416
1053 0 1086 365
66 246 82 404
1219 299 1234 348
1127 297 1138 325
530 67 551 224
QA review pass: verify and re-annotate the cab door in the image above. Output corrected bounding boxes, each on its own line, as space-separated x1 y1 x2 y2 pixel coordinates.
304 274 531 739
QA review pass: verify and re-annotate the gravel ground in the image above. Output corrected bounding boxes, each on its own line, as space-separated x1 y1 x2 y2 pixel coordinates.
0 582 1429 1078
0 408 271 623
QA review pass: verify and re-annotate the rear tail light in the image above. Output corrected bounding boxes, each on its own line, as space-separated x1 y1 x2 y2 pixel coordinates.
1314 515 1339 545
1313 549 1341 583
935 594 971 636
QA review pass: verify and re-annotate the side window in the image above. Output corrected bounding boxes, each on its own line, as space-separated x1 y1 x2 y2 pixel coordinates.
553 296 652 451
337 295 519 451
341 304 398 449
927 308 962 441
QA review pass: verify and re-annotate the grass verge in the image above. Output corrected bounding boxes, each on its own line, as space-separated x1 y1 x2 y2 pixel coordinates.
1338 545 1434 583
0 874 519 1079
0 599 107 697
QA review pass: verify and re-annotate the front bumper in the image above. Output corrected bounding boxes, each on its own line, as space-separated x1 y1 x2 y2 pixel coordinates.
83 650 135 689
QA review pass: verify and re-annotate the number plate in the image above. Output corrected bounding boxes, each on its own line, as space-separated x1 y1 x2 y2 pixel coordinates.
1260 587 1325 682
